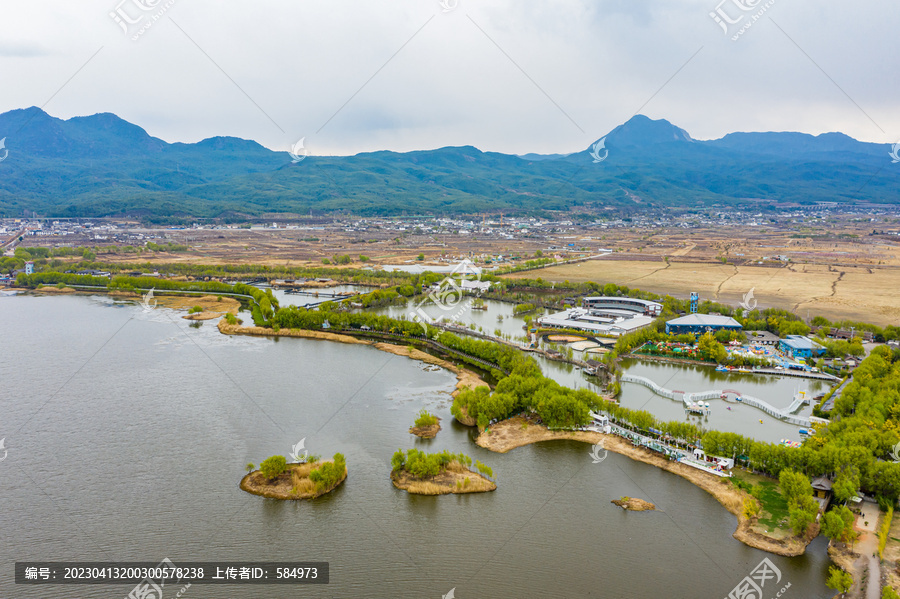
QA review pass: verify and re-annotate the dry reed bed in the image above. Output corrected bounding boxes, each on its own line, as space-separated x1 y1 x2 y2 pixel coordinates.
391 461 496 495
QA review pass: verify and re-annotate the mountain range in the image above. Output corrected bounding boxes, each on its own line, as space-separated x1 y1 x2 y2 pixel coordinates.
0 107 896 221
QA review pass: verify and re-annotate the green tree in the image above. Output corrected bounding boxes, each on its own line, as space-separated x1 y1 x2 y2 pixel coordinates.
833 469 860 504
742 497 761 519
697 332 728 363
246 463 255 474
779 470 813 504
825 566 852 594
416 253 425 261
259 455 287 480
788 501 817 536
821 509 844 541
308 453 347 491
475 460 493 479
883 587 900 599
413 409 438 427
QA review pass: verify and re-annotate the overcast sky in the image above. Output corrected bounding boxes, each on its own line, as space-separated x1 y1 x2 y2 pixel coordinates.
0 0 897 156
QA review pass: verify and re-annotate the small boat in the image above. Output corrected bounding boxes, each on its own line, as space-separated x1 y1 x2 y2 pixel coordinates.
759 419 763 424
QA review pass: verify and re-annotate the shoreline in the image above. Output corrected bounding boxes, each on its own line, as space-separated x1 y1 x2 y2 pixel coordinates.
476 416 815 557
217 320 489 397
216 319 813 556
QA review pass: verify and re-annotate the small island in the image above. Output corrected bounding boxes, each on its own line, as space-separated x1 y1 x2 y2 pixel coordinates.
390 449 496 495
612 496 656 512
241 453 347 500
409 409 441 438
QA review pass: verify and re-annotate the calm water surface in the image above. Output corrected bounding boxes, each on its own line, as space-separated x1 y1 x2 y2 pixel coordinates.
0 295 832 598
377 297 831 444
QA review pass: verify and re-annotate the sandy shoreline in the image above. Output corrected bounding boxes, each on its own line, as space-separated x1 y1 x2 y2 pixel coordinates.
217 321 489 397
476 416 815 557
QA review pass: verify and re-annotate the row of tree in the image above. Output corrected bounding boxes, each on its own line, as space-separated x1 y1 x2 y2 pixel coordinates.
390 449 473 479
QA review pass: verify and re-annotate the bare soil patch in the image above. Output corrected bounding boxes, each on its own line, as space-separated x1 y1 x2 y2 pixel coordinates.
409 422 441 438
611 497 656 511
155 294 241 315
506 259 900 326
182 311 223 321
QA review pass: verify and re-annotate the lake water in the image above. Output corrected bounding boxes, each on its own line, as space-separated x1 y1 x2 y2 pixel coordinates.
0 294 832 598
375 297 832 444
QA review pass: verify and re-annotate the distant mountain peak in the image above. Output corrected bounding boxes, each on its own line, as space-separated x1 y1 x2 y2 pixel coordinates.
598 115 693 149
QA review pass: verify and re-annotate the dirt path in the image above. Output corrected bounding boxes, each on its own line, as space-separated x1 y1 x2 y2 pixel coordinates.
855 502 881 599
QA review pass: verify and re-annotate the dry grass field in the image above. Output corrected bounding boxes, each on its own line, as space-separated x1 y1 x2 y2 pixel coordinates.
505 259 900 326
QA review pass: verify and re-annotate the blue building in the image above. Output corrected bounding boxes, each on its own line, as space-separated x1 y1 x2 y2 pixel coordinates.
779 335 825 359
665 314 742 335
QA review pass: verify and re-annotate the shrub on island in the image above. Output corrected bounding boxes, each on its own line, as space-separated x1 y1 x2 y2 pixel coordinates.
390 449 495 495
242 453 347 500
259 455 287 480
308 454 347 492
409 409 441 438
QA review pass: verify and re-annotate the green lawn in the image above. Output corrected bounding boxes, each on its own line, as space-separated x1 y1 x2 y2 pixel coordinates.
732 470 791 534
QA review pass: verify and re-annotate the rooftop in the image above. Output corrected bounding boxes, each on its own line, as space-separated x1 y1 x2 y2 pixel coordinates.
666 314 742 328
811 476 833 491
538 308 654 336
583 296 662 308
748 330 780 341
781 335 824 351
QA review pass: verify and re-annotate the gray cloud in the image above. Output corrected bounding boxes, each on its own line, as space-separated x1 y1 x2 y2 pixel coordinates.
0 0 896 155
